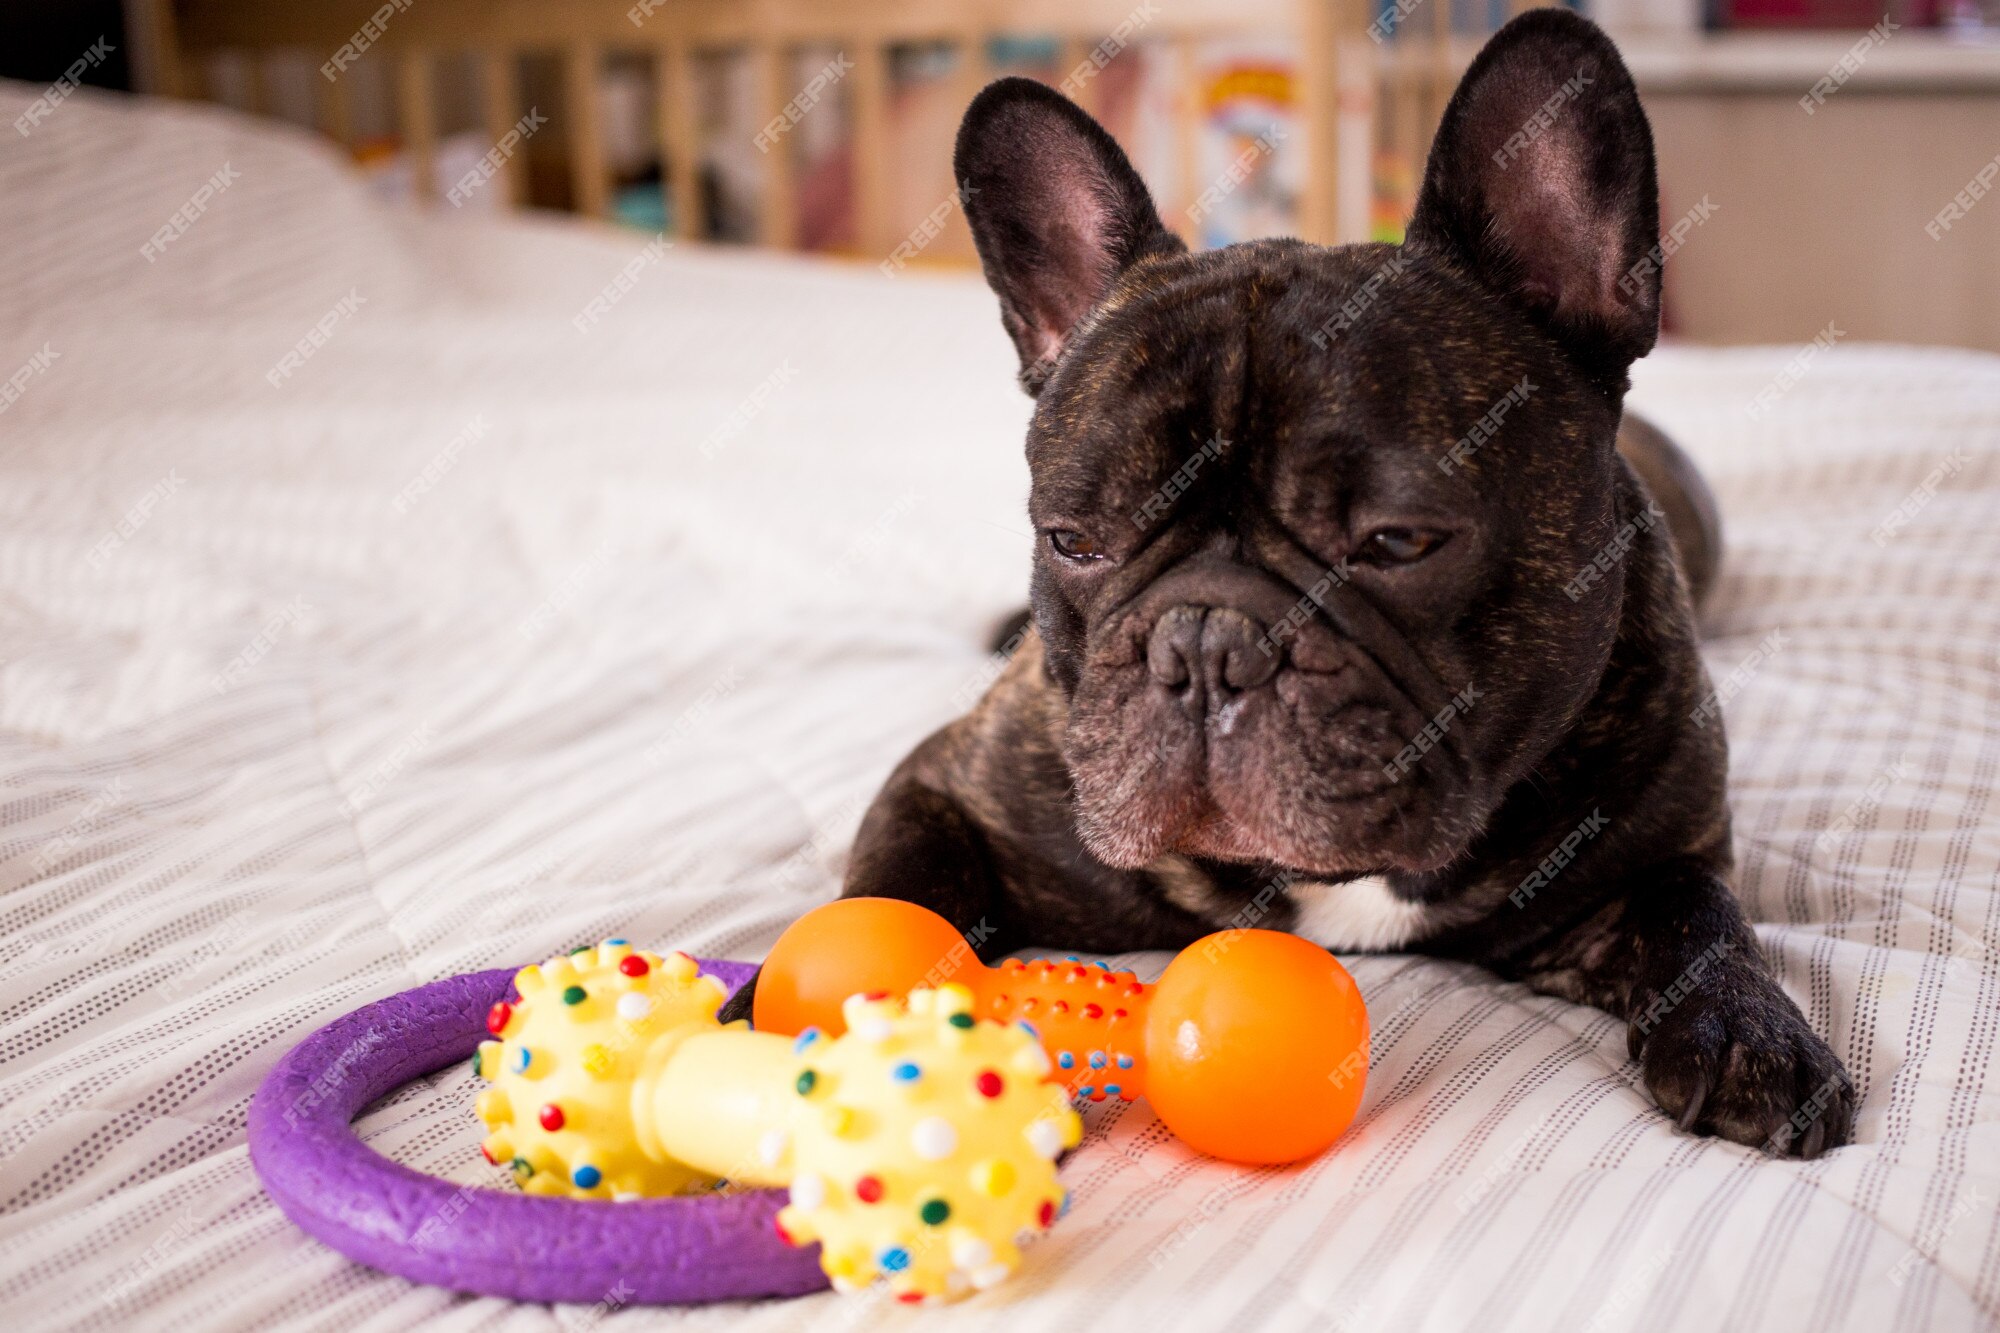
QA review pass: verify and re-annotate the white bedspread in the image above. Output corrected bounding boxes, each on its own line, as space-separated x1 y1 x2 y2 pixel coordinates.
3 83 1998 1333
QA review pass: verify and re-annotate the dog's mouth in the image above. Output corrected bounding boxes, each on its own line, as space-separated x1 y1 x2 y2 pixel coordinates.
1061 642 1478 875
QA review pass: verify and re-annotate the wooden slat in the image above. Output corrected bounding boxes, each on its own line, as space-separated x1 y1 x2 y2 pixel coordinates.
1059 36 1096 114
850 40 894 257
1395 60 1426 228
1334 13 1376 244
396 51 438 204
657 43 706 240
243 52 269 115
130 0 186 97
1297 0 1339 244
950 27 992 115
1425 0 1451 138
315 58 354 148
1172 35 1202 246
564 44 611 219
754 42 797 249
933 29 993 263
478 49 521 207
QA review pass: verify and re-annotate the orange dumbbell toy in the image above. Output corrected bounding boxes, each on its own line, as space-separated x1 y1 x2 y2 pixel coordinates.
754 898 1370 1165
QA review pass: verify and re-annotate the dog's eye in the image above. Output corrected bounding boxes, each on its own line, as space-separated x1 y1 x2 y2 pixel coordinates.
1048 529 1107 562
1360 527 1447 565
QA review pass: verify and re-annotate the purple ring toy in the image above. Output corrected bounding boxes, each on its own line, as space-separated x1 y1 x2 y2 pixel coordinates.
247 960 830 1305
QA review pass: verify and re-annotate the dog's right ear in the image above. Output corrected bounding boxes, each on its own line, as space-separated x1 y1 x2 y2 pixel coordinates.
954 77 1183 395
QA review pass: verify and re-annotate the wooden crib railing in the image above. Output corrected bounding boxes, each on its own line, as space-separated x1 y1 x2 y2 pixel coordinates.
138 0 1542 254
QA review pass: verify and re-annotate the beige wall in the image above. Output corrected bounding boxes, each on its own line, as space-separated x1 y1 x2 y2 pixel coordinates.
1647 92 2000 353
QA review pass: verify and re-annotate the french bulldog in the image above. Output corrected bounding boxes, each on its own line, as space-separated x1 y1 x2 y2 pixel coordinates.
725 10 1852 1156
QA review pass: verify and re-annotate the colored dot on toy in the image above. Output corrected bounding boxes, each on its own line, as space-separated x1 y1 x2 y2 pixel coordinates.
912 1117 958 1160
919 1198 951 1226
511 1156 533 1178
1017 1019 1040 1040
972 1263 1011 1290
1027 1119 1065 1159
822 1104 854 1135
1065 955 1079 963
571 1164 601 1189
948 1012 975 1030
879 1246 911 1273
606 937 628 946
855 1016 895 1042
471 1049 482 1077
1081 1084 1098 1099
1051 1000 1069 1015
793 1027 822 1054
1057 1051 1075 1070
538 1103 565 1131
1105 1084 1122 1097
1038 1198 1057 1228
971 1159 1015 1197
1014 1044 1053 1077
569 945 590 956
758 1128 788 1166
896 1290 924 1305
617 954 649 978
796 1069 818 1096
479 1141 499 1165
975 1069 1004 1098
1089 1050 1107 1069
562 985 587 1006
773 1215 796 1247
790 1173 827 1211
855 1174 884 1203
952 1235 993 1269
486 1002 512 1035
1083 1003 1103 1020
1117 1053 1134 1070
891 1062 922 1083
616 993 652 1022
581 1043 612 1076
509 1045 532 1073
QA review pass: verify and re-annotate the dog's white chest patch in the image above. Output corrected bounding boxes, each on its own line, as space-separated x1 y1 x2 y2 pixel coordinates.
1286 876 1439 951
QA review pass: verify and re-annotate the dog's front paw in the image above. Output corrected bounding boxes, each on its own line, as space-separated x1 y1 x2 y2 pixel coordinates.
1630 966 1853 1158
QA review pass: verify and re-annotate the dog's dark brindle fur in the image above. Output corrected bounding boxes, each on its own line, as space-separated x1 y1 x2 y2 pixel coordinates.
724 11 1852 1156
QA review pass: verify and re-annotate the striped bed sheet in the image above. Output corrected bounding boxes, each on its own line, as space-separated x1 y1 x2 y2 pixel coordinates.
1 80 1997 1333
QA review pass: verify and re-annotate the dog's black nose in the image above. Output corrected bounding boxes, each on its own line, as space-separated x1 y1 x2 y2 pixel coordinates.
1146 606 1278 705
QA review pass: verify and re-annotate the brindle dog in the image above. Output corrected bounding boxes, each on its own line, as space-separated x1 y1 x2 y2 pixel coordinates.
725 10 1851 1156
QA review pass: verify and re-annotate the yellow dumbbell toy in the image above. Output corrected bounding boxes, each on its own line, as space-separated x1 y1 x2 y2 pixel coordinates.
475 941 1082 1302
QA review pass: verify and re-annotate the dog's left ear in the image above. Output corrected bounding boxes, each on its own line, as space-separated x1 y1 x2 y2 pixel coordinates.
955 77 1184 395
1406 10 1660 396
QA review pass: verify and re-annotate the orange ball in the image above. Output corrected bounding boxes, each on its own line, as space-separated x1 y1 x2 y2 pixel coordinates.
753 897 966 1037
1142 929 1369 1164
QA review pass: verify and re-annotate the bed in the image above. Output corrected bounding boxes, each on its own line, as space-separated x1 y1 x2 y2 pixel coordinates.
3 81 1998 1333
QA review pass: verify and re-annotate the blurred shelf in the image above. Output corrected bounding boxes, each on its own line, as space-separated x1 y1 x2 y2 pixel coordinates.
1379 28 2000 93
